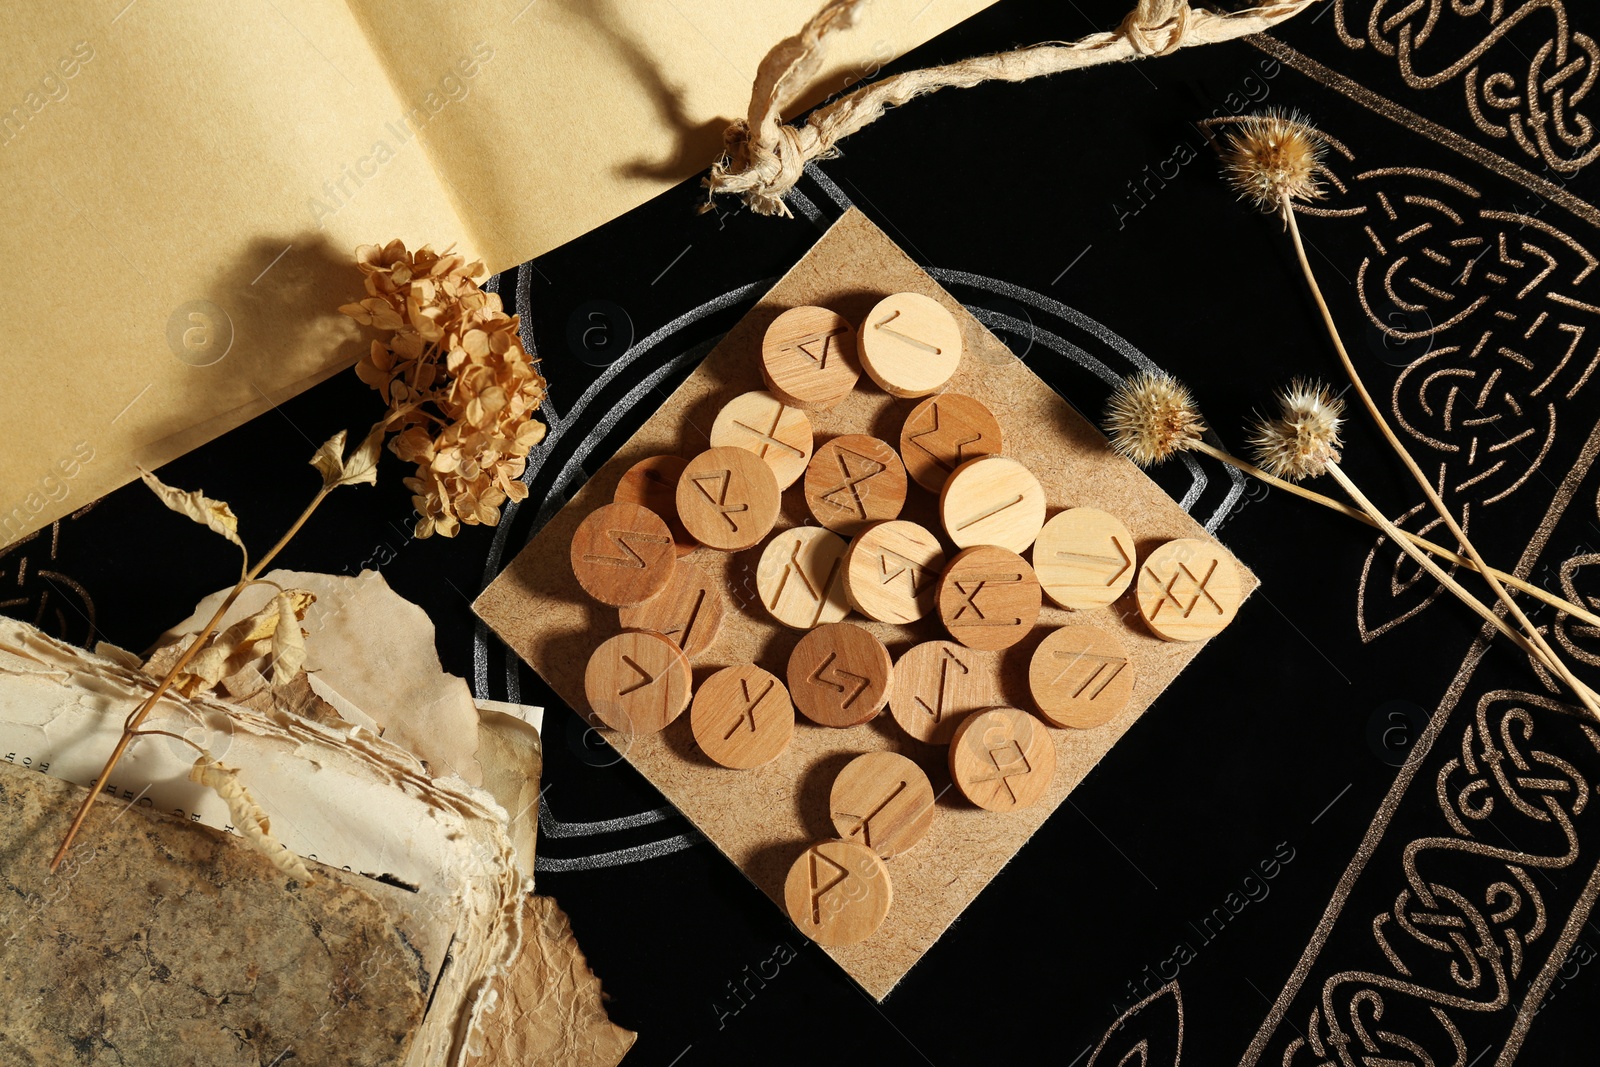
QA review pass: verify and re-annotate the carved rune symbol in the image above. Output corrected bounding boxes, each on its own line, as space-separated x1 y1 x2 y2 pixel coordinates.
955 495 1025 533
583 527 671 568
807 848 850 925
951 572 1025 626
877 548 932 596
971 733 1032 805
691 469 748 531
659 588 707 649
908 402 981 472
835 781 909 851
723 677 775 741
617 655 662 697
733 409 805 460
1148 558 1223 618
809 651 869 709
820 447 886 517
1053 537 1134 587
1050 650 1129 700
872 309 942 354
783 326 847 371
915 646 969 723
770 539 842 627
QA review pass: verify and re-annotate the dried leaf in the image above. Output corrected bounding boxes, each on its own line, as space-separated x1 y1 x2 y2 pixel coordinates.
138 468 244 550
174 590 315 697
189 758 313 883
270 592 306 686
310 423 387 490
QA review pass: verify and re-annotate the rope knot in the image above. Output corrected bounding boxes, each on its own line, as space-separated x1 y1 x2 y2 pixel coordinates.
703 121 810 217
1119 0 1191 57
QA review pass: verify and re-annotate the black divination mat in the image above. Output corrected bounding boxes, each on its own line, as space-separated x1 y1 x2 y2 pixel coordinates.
9 1 1600 1063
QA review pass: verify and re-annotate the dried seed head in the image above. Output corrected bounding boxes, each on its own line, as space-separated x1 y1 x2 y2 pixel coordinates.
1249 379 1345 481
1104 371 1207 467
1220 109 1326 213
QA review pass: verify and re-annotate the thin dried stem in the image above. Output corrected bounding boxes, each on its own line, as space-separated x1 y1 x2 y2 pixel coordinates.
1188 440 1600 629
1282 201 1600 718
49 486 333 871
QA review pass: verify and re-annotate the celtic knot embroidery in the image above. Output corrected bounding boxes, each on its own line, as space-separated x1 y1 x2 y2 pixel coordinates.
1283 691 1589 1065
1336 1 1600 175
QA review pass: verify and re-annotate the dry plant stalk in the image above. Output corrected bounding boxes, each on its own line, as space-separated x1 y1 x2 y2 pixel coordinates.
704 0 1324 215
49 425 387 871
1213 110 1600 716
340 240 548 539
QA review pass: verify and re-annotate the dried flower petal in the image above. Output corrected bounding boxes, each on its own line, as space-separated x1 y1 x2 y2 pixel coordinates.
138 468 245 551
189 758 313 882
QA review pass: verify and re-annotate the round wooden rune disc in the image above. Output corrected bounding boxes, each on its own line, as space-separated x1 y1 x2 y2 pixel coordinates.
675 446 782 551
888 640 1003 745
947 706 1056 813
583 630 692 734
1027 624 1135 729
569 501 677 607
783 839 893 946
830 752 936 859
755 526 851 630
841 520 946 624
857 292 963 398
1136 538 1242 642
804 434 908 536
690 665 794 769
899 393 1002 493
940 455 1046 554
613 455 697 557
761 305 861 410
1033 507 1137 610
618 559 726 659
937 545 1042 651
787 622 893 727
709 390 814 490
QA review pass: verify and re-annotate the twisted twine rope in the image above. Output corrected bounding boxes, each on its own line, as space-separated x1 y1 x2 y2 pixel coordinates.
704 0 1323 216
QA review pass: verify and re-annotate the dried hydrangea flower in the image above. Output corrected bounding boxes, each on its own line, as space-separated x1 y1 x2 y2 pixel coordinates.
1103 371 1207 467
1220 108 1326 213
1248 379 1345 481
339 239 548 538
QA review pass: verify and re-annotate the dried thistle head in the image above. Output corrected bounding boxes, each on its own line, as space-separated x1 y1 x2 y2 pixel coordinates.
1249 379 1345 481
340 239 548 538
1104 371 1207 467
1219 109 1326 213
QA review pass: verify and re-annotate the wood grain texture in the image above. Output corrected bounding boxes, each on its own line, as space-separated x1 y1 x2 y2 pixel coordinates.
761 305 861 410
830 751 936 859
940 455 1046 553
1033 506 1136 610
858 292 963 397
691 664 794 769
938 545 1041 650
709 390 814 490
948 707 1056 813
888 640 1004 745
899 393 1002 493
569 501 677 607
804 434 907 535
787 621 893 727
618 558 725 659
1137 538 1243 642
842 520 946 624
583 630 692 734
474 209 1257 999
783 839 894 947
1028 624 1135 729
675 446 782 551
613 454 698 557
756 525 851 629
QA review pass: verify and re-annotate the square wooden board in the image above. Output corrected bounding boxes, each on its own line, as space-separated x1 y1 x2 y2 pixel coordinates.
475 209 1257 999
